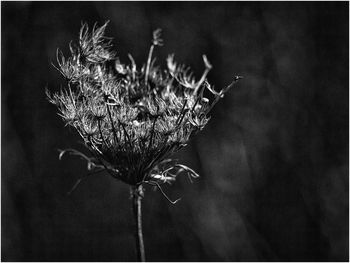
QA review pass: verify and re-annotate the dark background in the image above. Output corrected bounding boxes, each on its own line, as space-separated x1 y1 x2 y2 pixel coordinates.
2 1 349 261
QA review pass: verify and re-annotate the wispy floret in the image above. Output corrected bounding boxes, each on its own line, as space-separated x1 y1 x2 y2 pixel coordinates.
152 28 163 46
48 22 240 200
79 21 116 63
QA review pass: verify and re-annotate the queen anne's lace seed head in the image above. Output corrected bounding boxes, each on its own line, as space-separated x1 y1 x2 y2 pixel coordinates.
47 22 240 194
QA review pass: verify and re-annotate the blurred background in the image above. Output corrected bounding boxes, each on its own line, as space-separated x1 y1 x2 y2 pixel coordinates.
2 2 348 261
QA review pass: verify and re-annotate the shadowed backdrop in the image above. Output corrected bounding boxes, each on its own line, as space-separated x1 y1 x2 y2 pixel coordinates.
2 2 348 261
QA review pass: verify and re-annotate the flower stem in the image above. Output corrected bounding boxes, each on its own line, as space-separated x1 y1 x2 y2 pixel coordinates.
132 185 145 262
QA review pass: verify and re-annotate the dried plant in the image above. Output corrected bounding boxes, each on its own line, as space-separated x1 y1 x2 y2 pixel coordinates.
47 21 241 261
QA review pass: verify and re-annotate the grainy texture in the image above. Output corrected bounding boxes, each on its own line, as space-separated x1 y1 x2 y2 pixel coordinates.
2 2 348 261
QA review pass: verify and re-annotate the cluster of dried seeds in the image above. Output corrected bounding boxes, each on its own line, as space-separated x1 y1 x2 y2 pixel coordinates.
47 22 240 200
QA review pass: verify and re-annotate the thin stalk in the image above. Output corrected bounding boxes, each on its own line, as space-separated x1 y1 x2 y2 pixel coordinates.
97 119 109 148
132 185 145 262
147 116 158 152
176 100 187 125
145 45 154 85
106 103 119 144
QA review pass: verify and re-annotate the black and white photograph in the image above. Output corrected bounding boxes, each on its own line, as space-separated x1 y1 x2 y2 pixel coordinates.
1 1 349 262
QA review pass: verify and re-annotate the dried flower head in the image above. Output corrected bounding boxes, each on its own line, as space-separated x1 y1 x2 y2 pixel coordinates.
47 21 241 202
